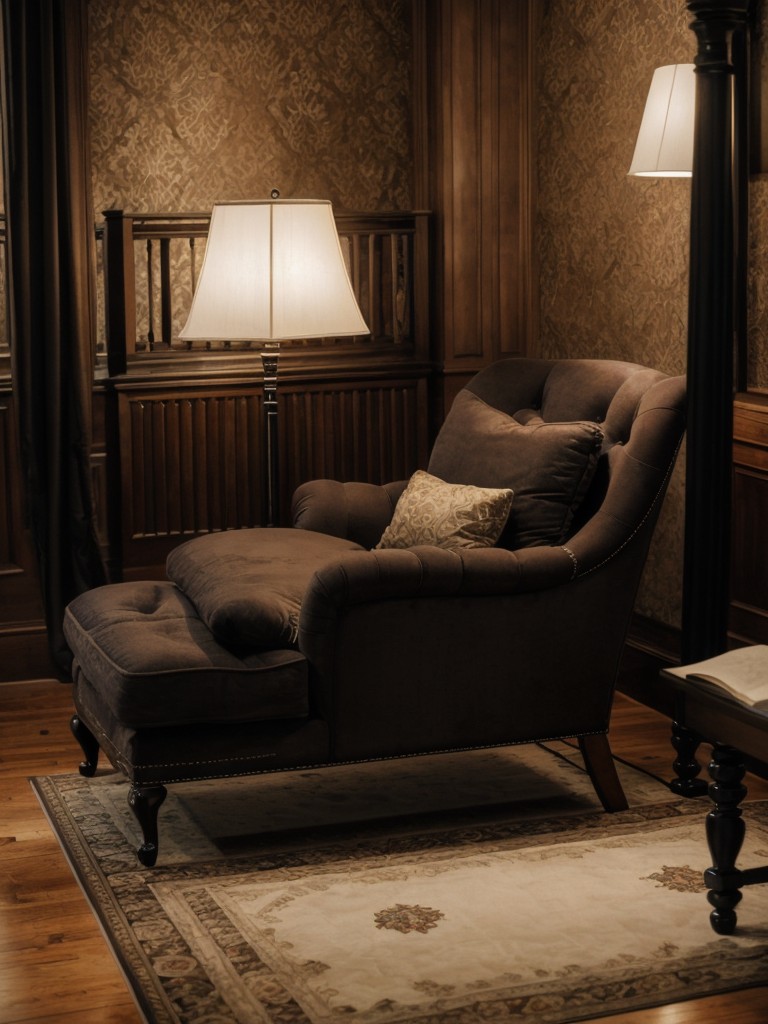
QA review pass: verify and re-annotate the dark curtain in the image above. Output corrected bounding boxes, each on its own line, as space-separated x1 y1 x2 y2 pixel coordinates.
1 0 106 674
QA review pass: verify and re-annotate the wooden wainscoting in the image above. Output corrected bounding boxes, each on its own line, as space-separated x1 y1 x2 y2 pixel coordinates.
731 390 768 644
0 392 54 680
114 373 429 579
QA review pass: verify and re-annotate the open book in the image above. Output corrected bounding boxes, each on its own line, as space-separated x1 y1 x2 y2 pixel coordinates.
666 645 768 710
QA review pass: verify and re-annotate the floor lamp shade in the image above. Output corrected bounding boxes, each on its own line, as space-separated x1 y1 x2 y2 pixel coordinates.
179 199 369 342
628 63 695 177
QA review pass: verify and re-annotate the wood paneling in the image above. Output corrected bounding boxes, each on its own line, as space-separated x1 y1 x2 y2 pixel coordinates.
116 375 430 579
731 391 768 644
280 378 428 489
420 0 537 410
0 394 54 681
121 389 263 541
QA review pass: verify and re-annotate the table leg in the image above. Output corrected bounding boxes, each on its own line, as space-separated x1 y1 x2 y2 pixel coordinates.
704 743 747 935
670 720 708 797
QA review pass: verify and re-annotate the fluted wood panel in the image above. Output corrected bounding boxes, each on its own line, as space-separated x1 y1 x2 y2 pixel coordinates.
121 391 262 545
118 376 429 576
280 379 428 491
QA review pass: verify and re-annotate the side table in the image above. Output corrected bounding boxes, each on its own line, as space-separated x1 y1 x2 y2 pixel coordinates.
662 667 768 934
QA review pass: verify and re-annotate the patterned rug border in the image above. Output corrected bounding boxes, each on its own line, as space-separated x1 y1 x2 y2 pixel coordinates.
31 773 768 1024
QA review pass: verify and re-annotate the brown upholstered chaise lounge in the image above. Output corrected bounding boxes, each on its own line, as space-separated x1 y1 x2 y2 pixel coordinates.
63 357 686 865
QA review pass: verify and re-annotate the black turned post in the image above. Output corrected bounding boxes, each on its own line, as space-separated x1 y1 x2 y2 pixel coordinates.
261 342 280 527
682 1 751 664
670 719 708 797
704 743 747 934
128 783 167 867
70 714 100 777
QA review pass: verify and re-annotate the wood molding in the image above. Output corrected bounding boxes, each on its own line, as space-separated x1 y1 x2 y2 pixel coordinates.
0 625 56 683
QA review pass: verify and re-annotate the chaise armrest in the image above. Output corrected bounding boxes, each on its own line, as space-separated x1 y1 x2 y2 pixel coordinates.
299 542 576 635
291 479 408 548
297 543 598 748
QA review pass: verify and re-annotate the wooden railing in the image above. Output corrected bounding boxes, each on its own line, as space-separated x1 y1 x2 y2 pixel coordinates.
98 209 430 376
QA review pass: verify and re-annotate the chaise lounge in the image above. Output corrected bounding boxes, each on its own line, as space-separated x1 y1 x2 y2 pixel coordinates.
63 356 686 865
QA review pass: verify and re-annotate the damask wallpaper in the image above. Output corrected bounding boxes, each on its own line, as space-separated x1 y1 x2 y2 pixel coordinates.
88 0 413 215
536 0 696 629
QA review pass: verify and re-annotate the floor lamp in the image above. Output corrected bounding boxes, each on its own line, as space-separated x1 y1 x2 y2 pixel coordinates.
629 0 750 667
179 197 369 526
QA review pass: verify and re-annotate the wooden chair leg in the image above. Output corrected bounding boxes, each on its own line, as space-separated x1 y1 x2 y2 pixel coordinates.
578 733 629 812
70 714 100 777
128 783 167 867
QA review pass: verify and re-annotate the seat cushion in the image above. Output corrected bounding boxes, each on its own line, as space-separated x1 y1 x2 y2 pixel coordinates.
428 389 604 548
166 527 364 649
63 581 309 728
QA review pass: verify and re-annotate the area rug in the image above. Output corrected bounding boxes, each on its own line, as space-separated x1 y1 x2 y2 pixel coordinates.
32 742 768 1024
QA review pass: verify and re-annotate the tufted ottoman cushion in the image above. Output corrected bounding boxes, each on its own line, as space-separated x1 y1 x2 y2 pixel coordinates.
63 581 309 729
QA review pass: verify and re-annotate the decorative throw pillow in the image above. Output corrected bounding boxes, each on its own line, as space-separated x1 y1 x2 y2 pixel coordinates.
427 389 604 549
376 470 514 551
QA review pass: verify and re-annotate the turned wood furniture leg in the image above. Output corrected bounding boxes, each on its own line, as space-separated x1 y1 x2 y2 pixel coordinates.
578 733 628 812
670 720 708 797
704 743 747 935
128 784 167 867
70 714 100 777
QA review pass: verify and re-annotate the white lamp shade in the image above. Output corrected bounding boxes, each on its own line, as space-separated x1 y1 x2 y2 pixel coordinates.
179 199 369 341
628 63 695 177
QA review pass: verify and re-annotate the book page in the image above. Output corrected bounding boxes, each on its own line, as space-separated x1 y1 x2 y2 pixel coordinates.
665 645 768 707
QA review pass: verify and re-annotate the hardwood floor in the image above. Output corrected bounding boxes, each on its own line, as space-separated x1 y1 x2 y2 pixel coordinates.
0 674 767 1024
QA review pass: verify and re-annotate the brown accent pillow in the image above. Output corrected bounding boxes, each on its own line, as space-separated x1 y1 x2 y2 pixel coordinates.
428 390 604 548
376 470 514 551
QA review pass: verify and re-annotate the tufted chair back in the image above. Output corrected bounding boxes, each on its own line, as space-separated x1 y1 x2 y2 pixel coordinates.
426 358 685 575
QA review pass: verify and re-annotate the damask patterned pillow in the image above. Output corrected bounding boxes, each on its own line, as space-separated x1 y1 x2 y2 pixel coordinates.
376 470 514 551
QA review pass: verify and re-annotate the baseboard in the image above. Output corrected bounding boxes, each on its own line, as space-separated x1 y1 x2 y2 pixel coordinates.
0 624 56 682
626 613 680 663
